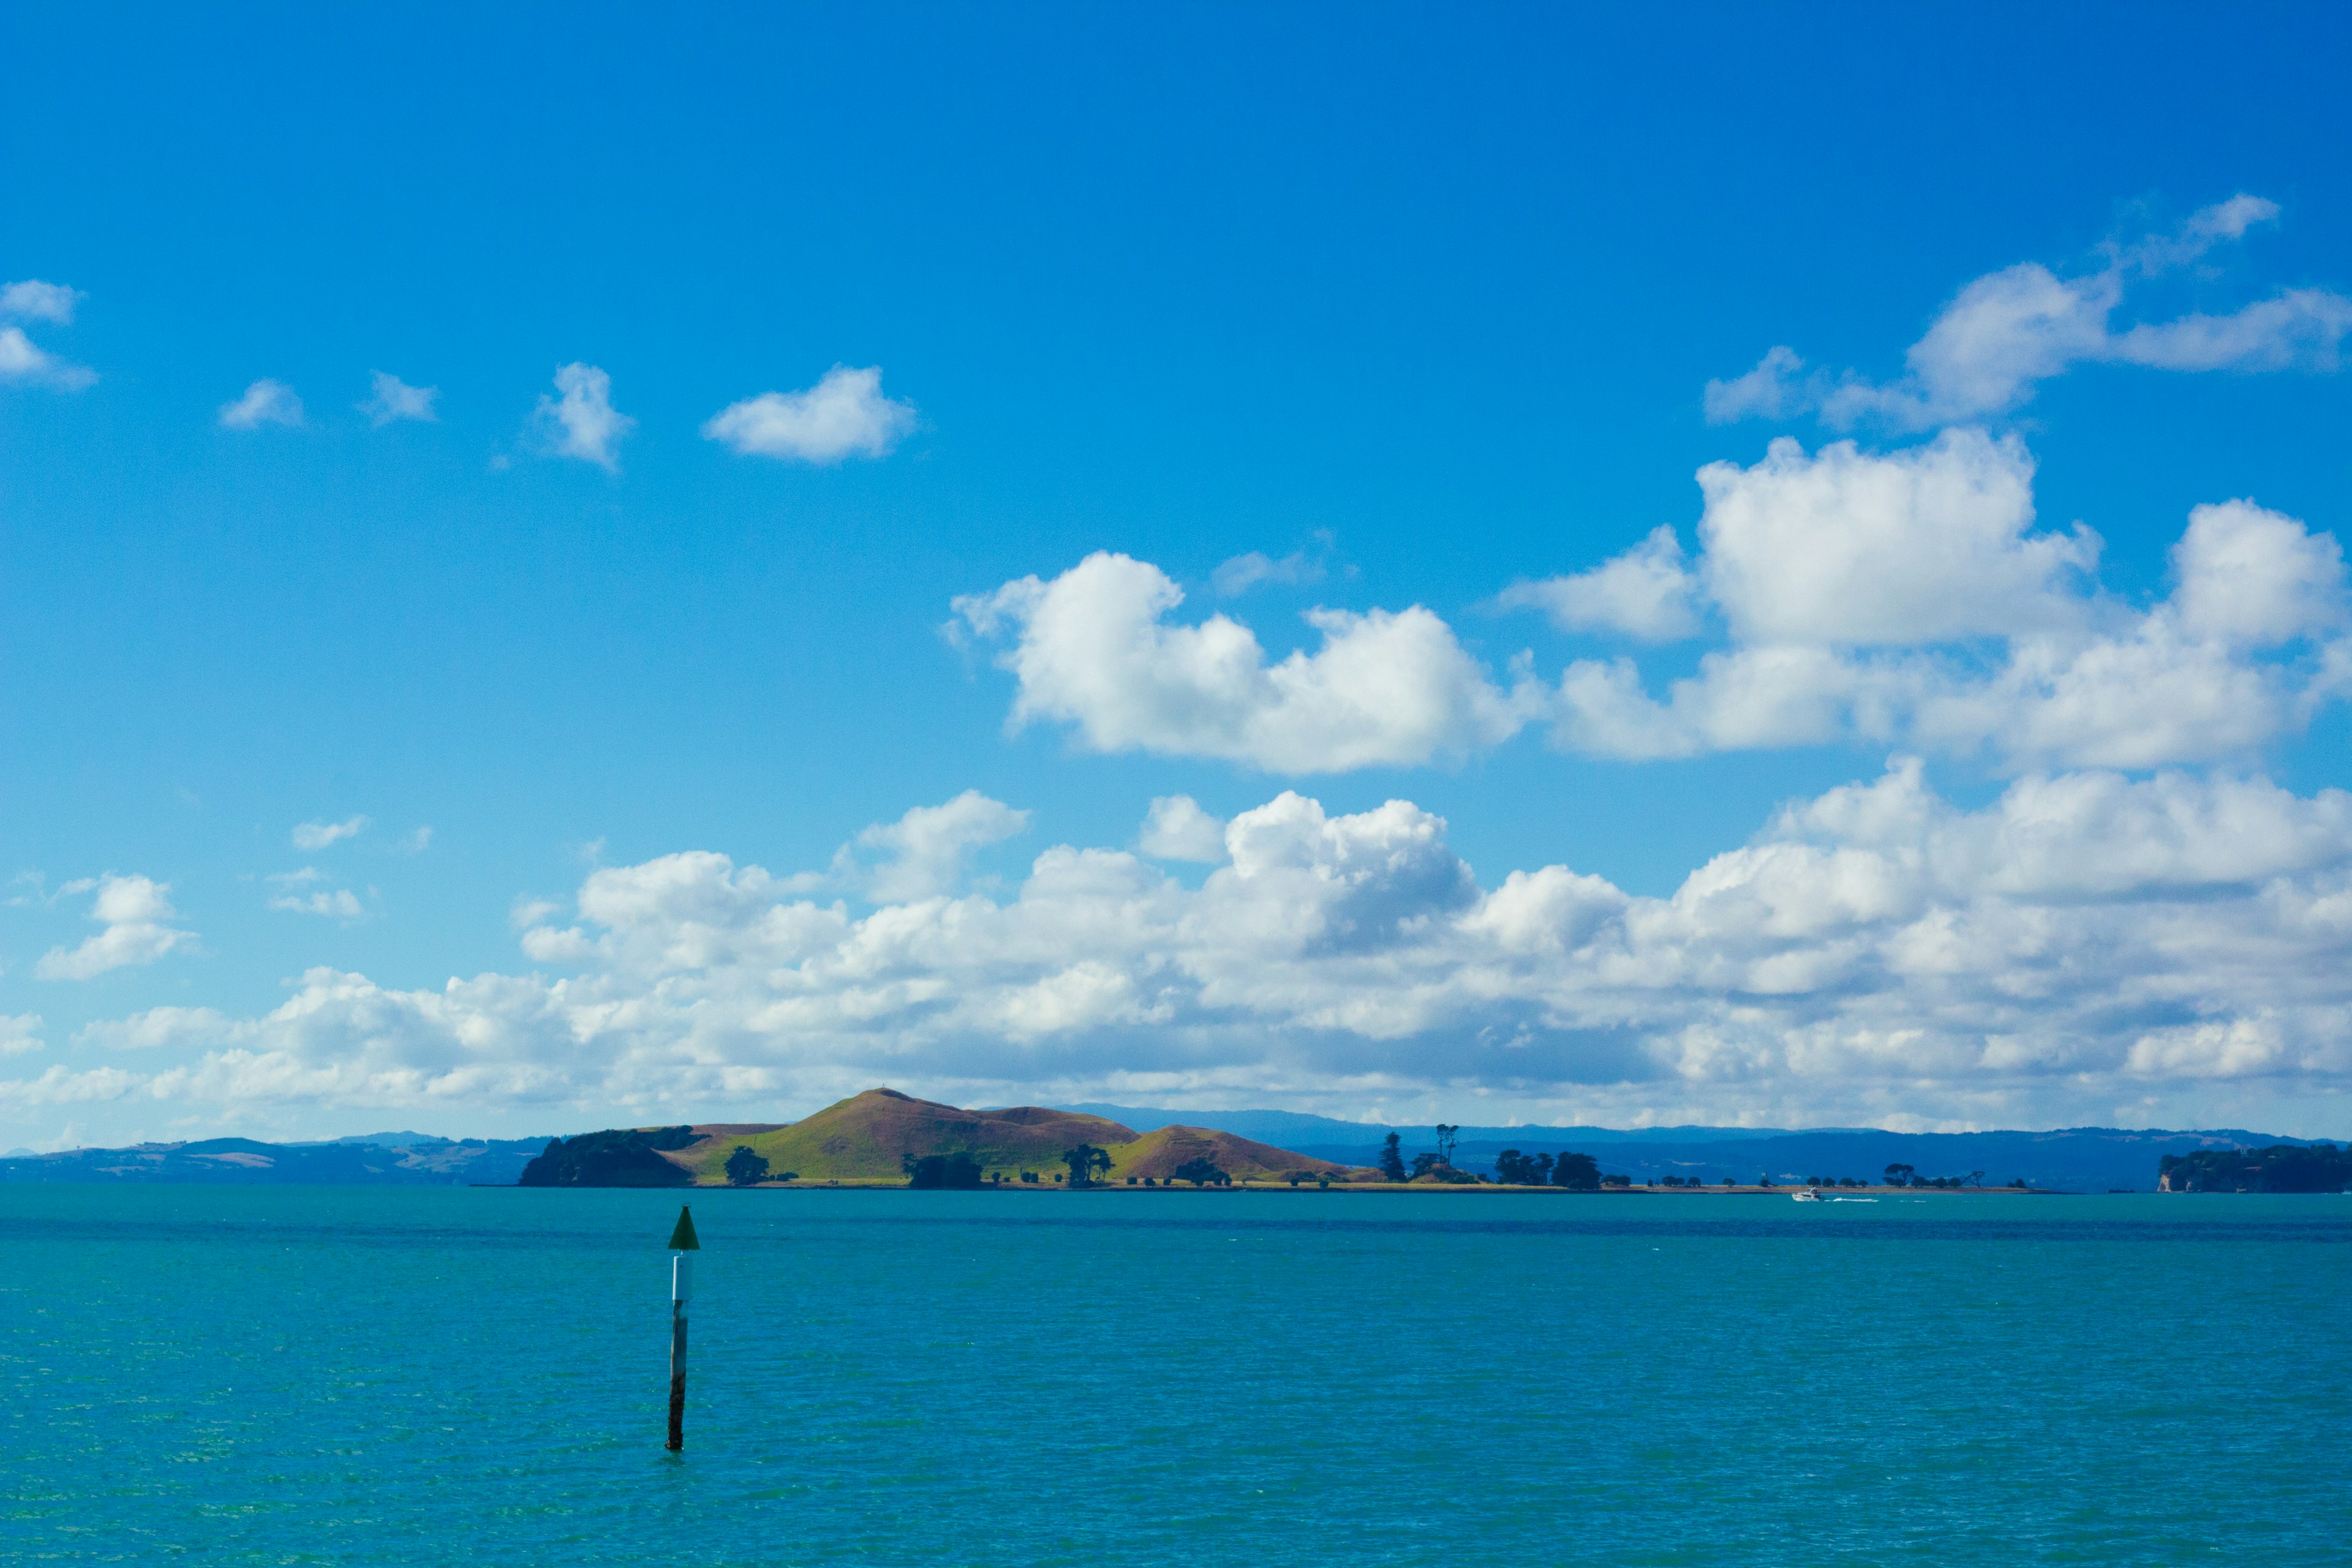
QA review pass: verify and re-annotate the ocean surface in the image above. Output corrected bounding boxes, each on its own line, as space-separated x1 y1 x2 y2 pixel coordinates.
3 1188 2345 1566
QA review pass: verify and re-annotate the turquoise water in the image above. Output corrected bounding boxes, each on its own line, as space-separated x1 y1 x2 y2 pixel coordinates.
3 1188 2346 1566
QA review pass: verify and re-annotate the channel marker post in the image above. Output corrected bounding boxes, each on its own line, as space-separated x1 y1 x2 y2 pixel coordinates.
666 1204 699 1451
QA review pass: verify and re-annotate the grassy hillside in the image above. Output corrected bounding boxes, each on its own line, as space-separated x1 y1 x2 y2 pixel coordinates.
679 1088 1139 1183
643 1089 1377 1185
1103 1125 1363 1183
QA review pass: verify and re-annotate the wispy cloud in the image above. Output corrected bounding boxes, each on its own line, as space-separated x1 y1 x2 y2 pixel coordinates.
1707 197 2352 430
266 870 366 920
0 1015 43 1057
0 280 81 323
0 277 96 390
360 371 439 426
529 363 633 470
703 365 916 463
34 875 198 981
219 379 305 429
292 815 368 850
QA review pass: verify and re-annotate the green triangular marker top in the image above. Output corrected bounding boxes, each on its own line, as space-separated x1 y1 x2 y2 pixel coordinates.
668 1205 701 1251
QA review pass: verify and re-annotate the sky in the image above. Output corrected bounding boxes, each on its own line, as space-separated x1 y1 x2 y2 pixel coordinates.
7 2 2352 1148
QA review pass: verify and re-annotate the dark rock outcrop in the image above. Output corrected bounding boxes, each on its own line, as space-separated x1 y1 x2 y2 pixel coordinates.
518 1127 699 1187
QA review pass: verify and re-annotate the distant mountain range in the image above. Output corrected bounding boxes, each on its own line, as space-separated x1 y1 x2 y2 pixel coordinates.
0 1134 548 1185
2 1096 2337 1192
1066 1106 2337 1193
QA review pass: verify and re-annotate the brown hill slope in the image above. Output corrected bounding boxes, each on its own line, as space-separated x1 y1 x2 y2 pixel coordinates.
1105 1124 1364 1183
682 1088 1138 1182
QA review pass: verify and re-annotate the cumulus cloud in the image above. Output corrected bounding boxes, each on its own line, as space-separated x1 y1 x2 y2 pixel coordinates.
1138 795 1229 862
952 551 1545 772
965 433 2347 777
703 365 916 463
1498 525 1702 641
1535 431 2350 772
1 278 96 390
530 363 633 470
850 791 1031 902
218 379 304 429
33 876 198 981
360 372 439 426
1708 197 2352 430
292 815 368 850
0 1016 42 1057
23 767 2352 1130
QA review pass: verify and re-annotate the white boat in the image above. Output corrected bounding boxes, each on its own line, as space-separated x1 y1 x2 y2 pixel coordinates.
1790 1188 1821 1202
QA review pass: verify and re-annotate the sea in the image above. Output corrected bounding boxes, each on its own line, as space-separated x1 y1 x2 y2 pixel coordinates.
3 1186 2345 1566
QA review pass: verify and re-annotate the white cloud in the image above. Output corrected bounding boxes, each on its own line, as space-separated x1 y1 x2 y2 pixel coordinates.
79 1006 234 1052
1213 548 1326 598
292 815 368 850
0 1016 42 1057
1498 525 1702 642
2169 499 2347 645
266 870 366 921
27 767 2352 1130
399 826 434 856
1537 432 2350 772
703 366 915 463
852 791 1031 902
360 372 439 426
952 551 1544 772
1138 795 1229 863
1708 197 2352 430
0 279 96 391
1695 430 2094 646
33 875 198 981
219 379 305 429
0 279 81 323
530 363 633 470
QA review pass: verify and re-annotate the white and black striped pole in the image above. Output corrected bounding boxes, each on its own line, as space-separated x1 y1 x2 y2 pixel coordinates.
665 1205 699 1452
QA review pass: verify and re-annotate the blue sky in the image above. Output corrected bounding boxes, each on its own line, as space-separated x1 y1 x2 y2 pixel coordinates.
7 4 2352 1147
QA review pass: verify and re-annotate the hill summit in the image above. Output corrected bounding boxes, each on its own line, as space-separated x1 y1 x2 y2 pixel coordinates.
513 1088 1378 1186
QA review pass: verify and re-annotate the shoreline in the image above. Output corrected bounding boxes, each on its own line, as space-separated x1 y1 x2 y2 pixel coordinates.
683 1180 2057 1195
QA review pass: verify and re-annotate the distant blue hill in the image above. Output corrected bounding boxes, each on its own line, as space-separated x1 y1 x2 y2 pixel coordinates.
1066 1104 1852 1144
1061 1104 2334 1192
0 1133 549 1185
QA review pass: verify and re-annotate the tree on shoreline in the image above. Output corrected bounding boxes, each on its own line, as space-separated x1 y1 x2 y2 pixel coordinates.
1061 1144 1113 1188
1551 1152 1600 1191
725 1145 771 1186
1378 1132 1408 1182
1493 1148 1556 1185
1171 1156 1227 1186
905 1152 986 1189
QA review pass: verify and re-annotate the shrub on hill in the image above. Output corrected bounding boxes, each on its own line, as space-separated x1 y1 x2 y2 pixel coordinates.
1171 1156 1227 1186
903 1152 986 1189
